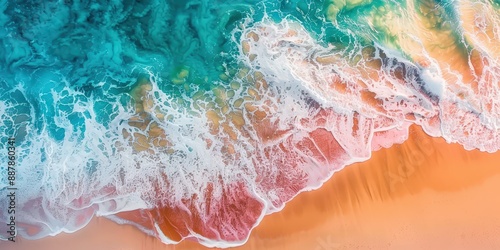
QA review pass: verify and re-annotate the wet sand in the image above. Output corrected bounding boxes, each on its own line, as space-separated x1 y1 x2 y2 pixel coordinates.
4 125 500 250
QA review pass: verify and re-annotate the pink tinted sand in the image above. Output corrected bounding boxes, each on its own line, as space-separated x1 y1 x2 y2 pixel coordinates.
3 125 500 250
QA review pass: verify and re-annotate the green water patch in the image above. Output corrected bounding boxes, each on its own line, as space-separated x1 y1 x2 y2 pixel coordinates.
414 0 470 57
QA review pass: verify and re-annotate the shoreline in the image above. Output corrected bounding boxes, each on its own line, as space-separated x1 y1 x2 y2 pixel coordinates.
3 125 500 249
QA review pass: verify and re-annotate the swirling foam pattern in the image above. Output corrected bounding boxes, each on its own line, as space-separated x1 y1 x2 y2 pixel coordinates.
0 0 499 247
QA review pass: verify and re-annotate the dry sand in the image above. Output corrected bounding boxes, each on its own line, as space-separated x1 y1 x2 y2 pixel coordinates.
3 125 500 250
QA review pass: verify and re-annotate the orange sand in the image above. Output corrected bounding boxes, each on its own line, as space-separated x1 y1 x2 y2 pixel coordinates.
4 125 500 250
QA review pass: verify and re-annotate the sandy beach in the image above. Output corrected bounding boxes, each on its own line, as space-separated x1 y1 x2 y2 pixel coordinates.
3 125 500 250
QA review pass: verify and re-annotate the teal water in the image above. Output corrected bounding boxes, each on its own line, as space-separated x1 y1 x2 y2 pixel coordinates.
0 0 342 142
2 0 408 145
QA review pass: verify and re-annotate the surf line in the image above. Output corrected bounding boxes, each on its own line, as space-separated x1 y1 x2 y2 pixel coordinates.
6 137 16 242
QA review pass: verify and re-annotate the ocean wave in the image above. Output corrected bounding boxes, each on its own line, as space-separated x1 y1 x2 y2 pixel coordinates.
0 0 499 248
